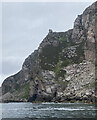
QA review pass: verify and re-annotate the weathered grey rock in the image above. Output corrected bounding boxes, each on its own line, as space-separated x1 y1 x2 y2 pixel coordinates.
1 2 97 103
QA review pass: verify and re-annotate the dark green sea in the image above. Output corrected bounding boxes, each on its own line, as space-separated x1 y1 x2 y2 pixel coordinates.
1 102 97 120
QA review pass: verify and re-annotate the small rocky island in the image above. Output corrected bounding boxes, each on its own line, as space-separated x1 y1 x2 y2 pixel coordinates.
1 2 97 103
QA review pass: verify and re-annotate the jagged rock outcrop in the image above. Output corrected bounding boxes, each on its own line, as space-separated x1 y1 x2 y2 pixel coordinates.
1 2 97 103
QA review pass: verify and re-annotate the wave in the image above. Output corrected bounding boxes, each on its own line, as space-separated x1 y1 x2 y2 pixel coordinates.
38 107 97 111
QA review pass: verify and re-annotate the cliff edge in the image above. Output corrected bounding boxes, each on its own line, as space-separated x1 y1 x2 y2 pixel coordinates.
1 2 97 103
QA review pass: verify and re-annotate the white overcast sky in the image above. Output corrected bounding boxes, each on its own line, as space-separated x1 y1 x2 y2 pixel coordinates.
1 1 95 86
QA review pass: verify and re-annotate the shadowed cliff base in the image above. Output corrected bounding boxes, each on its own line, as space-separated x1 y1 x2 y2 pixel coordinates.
1 118 97 120
2 118 97 120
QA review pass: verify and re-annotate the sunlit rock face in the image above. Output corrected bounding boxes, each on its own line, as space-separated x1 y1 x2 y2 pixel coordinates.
1 2 97 103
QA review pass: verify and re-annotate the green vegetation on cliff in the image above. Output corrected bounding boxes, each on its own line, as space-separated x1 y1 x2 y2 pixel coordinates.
39 33 74 71
21 83 30 99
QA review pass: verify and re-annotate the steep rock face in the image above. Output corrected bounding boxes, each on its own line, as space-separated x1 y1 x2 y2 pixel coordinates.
72 2 96 62
2 50 38 95
1 2 97 103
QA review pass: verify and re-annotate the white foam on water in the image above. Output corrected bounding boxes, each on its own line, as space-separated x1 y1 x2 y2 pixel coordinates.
41 102 55 104
41 102 90 105
38 107 97 111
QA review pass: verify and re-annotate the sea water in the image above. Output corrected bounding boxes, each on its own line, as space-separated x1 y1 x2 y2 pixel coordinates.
1 102 97 119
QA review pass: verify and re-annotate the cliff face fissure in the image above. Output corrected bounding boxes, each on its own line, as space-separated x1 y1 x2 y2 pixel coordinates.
1 2 97 103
